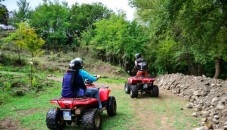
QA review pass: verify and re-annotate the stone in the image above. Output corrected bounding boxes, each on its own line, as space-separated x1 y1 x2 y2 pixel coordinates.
220 96 227 103
193 126 208 130
187 103 194 109
212 118 219 124
201 118 207 122
214 115 220 119
192 112 198 117
222 109 227 117
216 103 225 110
201 111 210 118
194 90 201 96
211 97 219 106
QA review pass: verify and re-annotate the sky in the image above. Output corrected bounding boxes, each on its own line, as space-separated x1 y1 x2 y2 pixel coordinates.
2 0 136 21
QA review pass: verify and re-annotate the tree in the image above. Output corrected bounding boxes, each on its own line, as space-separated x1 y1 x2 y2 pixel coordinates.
5 22 45 87
130 0 227 78
81 14 149 70
11 0 31 24
70 2 112 37
0 4 8 24
30 0 70 50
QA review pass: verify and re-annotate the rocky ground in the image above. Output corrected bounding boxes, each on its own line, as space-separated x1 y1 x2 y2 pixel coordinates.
156 73 227 130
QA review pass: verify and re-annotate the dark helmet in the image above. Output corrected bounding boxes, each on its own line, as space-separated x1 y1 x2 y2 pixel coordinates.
135 53 141 59
74 57 83 67
69 59 81 70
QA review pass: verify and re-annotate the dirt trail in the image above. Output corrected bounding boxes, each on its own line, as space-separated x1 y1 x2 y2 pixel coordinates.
110 83 191 130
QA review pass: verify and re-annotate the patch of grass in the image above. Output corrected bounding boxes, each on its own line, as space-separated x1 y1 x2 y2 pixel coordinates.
102 88 135 130
21 112 47 130
146 96 200 129
99 77 126 84
0 83 61 119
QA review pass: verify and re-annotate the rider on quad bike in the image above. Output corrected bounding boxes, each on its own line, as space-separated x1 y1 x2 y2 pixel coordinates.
134 53 148 77
61 58 105 111
46 58 116 130
124 53 159 98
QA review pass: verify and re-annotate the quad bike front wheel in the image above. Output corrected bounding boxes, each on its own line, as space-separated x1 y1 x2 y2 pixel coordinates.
81 109 101 130
124 83 130 94
150 85 159 97
46 108 66 130
107 96 117 116
130 85 138 98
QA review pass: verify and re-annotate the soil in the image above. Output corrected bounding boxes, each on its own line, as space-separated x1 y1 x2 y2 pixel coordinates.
0 117 30 130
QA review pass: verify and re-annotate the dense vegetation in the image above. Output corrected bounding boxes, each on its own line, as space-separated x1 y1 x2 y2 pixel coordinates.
1 0 227 79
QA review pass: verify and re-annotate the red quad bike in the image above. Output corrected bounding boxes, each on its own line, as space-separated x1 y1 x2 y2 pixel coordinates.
125 76 159 98
46 80 117 130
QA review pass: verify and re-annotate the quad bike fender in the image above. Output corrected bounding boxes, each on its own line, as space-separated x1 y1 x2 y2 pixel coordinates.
99 88 110 101
128 77 139 85
128 77 155 84
50 98 98 109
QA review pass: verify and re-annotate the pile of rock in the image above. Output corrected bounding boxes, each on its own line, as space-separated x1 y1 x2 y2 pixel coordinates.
156 73 227 130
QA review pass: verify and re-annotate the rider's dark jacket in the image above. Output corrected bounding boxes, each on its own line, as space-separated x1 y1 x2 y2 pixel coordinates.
134 58 148 71
61 70 86 98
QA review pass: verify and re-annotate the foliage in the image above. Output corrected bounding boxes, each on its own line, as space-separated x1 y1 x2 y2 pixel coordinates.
69 2 112 37
5 22 44 57
130 0 227 78
28 1 112 51
0 4 8 24
29 0 69 50
81 14 149 70
4 22 45 87
10 0 32 25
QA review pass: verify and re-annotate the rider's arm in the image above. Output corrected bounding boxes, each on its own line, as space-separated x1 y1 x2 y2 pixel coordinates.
79 69 97 82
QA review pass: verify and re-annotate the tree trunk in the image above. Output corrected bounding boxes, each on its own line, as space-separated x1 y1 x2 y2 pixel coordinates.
197 63 204 76
185 52 196 75
16 46 21 61
213 58 221 79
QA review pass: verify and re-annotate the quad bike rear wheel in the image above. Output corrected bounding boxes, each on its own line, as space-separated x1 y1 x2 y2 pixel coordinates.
107 96 117 116
150 85 159 97
81 109 101 130
46 108 66 130
124 83 130 94
130 85 138 98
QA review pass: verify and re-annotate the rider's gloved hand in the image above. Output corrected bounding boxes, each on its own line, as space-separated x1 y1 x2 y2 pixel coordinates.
96 75 101 79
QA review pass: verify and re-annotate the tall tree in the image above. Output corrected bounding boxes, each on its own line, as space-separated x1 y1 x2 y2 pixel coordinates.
0 4 8 24
12 0 32 24
30 0 70 50
70 2 112 37
5 22 45 87
130 0 227 78
81 14 149 69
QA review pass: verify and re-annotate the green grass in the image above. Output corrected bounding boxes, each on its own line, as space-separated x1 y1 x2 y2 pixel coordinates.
0 81 137 130
0 49 201 130
102 88 135 130
99 77 126 84
0 75 201 130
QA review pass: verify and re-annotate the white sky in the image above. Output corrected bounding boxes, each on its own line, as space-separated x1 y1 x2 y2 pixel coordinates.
2 0 135 21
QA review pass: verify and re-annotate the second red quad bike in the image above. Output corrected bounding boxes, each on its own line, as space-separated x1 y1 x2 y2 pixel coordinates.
125 76 159 98
46 81 117 130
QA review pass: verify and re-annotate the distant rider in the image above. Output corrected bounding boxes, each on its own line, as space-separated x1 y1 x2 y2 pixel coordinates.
134 53 148 77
